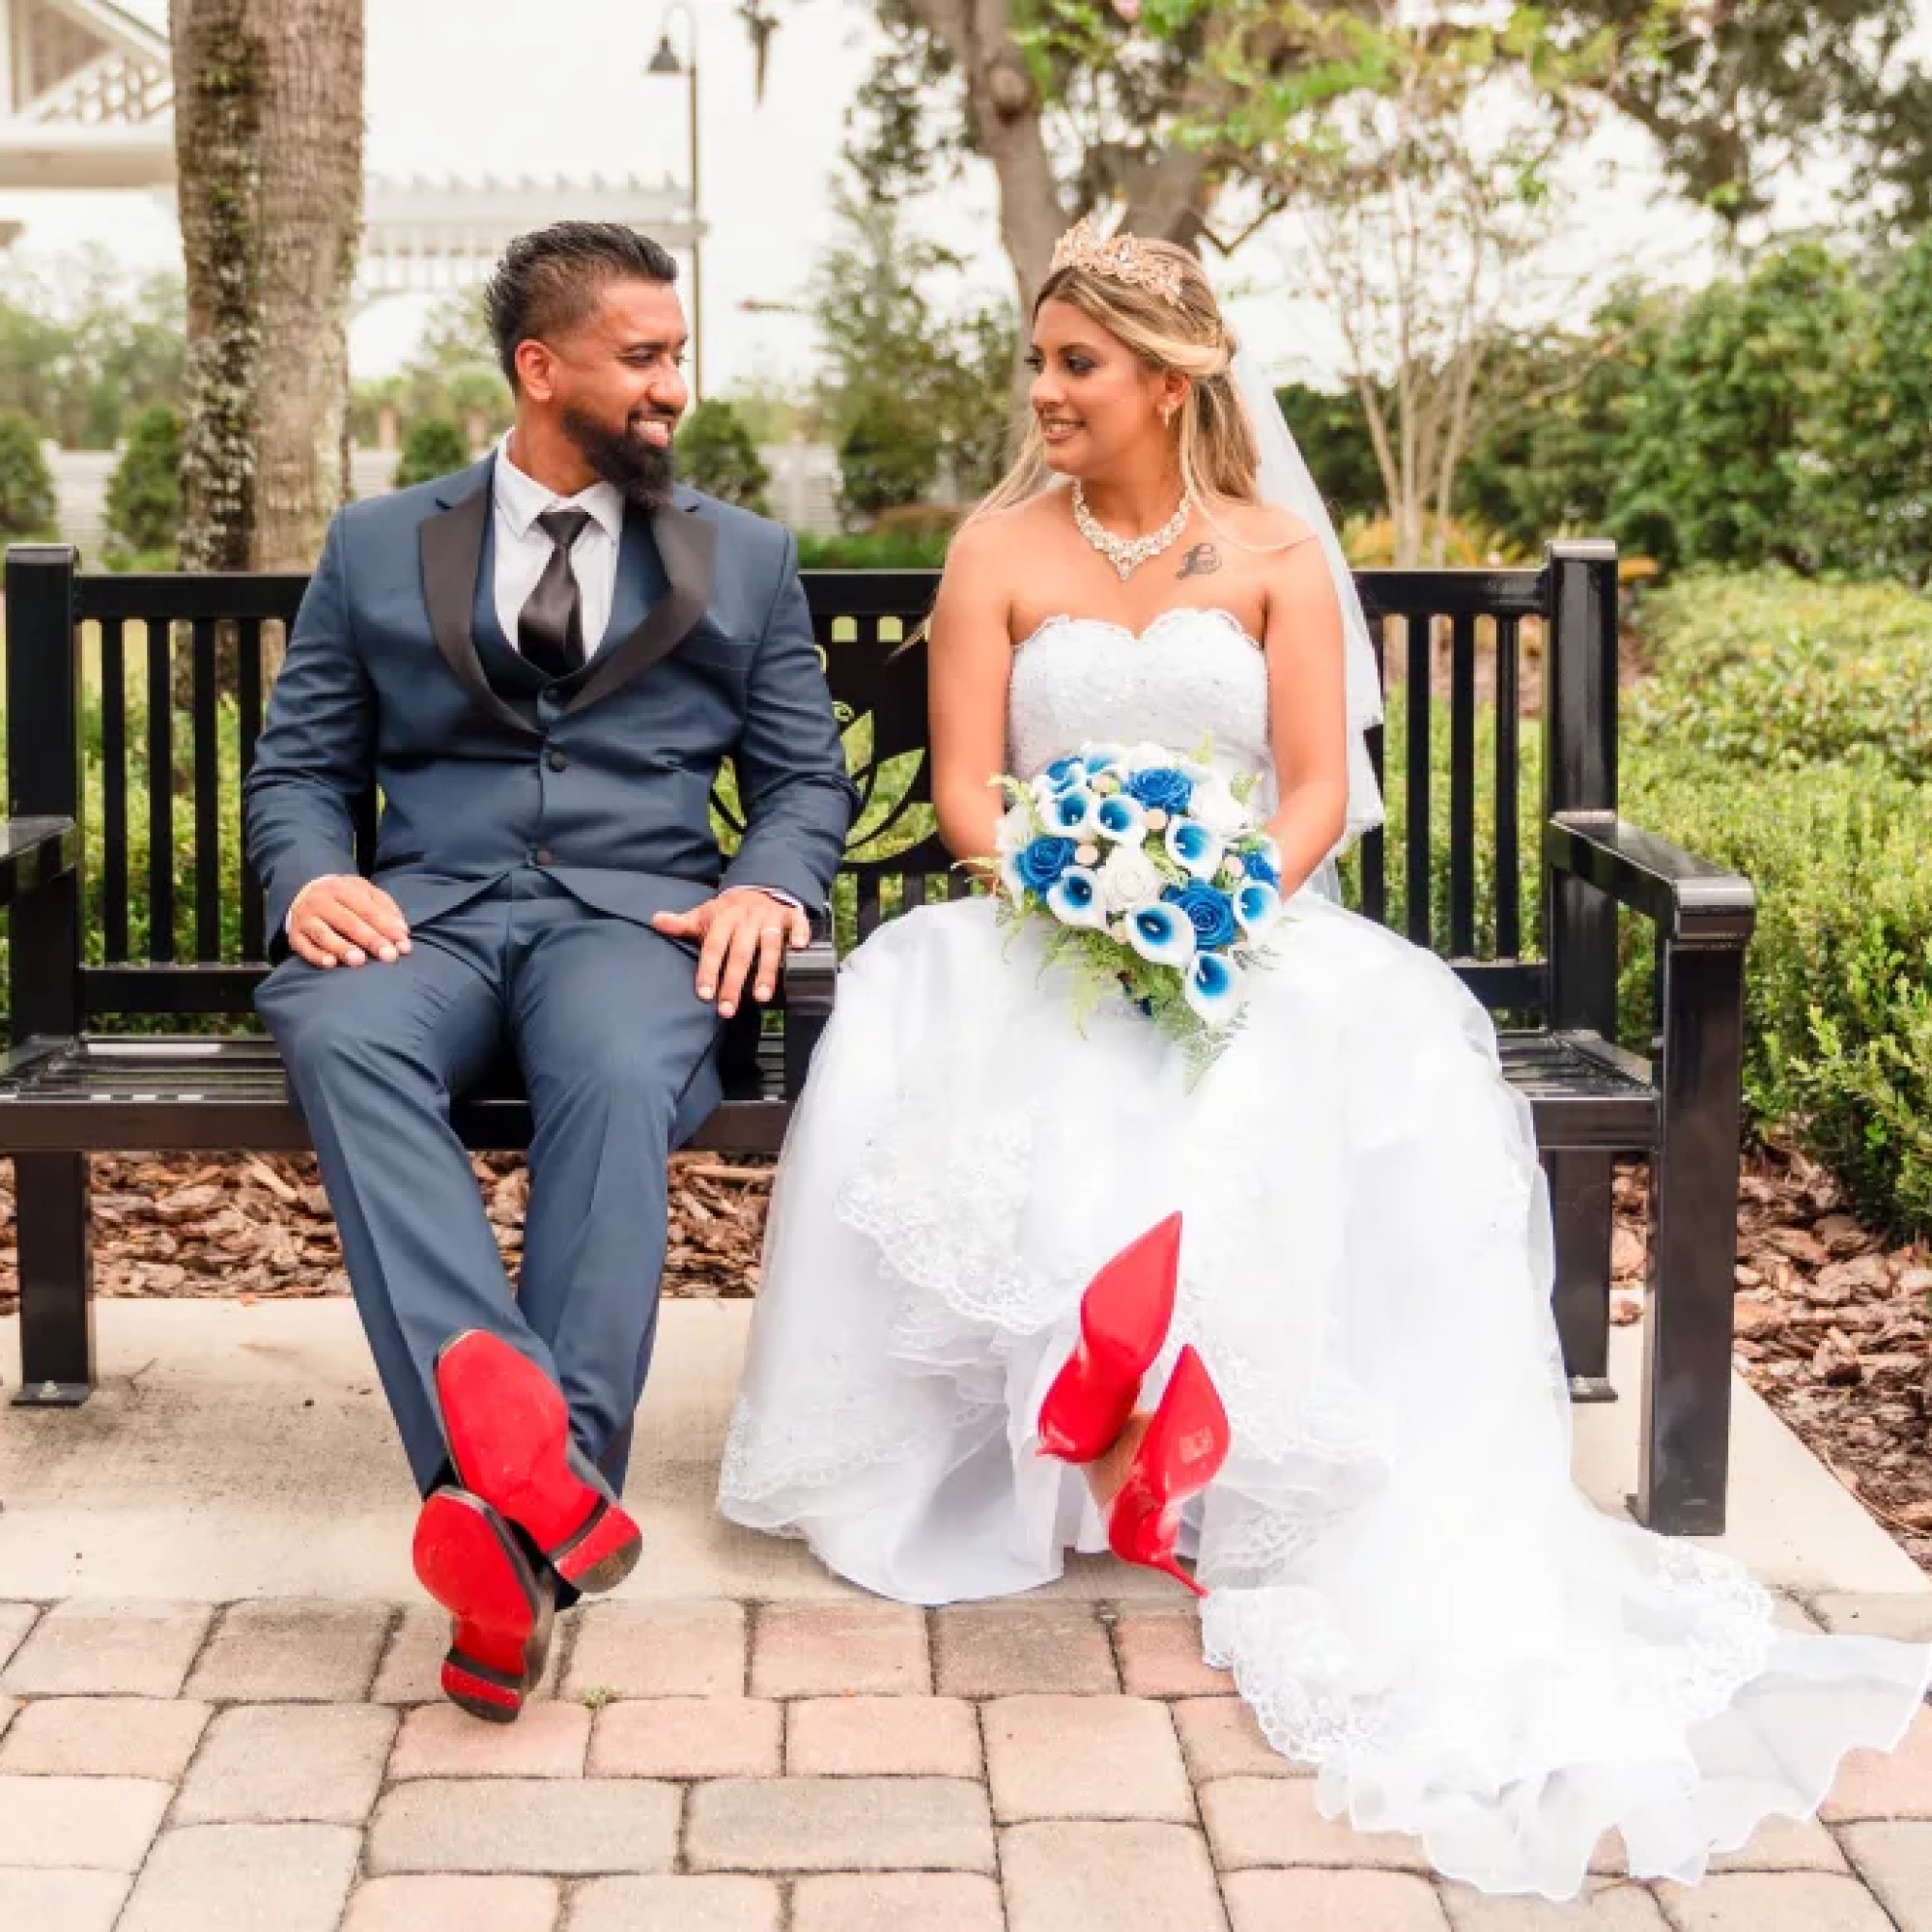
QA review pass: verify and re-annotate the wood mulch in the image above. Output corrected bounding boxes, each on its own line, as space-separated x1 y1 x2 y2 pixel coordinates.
2 1141 1927 1572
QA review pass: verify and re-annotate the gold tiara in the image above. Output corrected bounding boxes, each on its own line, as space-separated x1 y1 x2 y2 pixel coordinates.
1049 217 1185 306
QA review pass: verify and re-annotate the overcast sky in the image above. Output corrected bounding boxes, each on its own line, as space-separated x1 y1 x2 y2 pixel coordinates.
0 0 1903 399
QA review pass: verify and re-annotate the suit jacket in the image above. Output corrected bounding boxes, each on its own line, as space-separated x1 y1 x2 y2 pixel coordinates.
243 456 858 962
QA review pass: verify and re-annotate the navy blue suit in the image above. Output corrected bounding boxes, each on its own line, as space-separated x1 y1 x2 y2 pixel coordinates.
245 458 856 1492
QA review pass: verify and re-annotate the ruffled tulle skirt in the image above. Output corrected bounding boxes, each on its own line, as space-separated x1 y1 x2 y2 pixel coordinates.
718 889 1930 1899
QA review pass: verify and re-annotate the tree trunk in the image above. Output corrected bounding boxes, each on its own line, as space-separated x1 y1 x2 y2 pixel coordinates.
902 0 1065 311
171 0 364 575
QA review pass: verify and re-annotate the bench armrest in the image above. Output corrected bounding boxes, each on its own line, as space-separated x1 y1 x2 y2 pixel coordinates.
1544 812 1754 949
0 817 79 910
779 925 838 1099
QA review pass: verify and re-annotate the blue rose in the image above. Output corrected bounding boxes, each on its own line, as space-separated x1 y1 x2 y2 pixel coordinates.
1163 880 1239 951
1243 852 1280 889
1125 767 1194 815
1016 836 1078 893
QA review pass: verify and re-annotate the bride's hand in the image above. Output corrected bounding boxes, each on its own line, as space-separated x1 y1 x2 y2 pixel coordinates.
651 890 811 1018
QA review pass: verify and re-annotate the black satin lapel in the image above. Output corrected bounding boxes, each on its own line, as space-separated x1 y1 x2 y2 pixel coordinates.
562 504 719 717
420 484 541 737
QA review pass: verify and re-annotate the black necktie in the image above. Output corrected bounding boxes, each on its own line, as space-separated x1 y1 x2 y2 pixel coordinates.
518 506 593 681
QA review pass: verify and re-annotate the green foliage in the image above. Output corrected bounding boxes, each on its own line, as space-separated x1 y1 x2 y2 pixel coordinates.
0 248 185 448
104 407 183 560
1609 243 1859 572
394 416 471 491
796 528 952 568
1795 229 1932 586
1274 383 1384 523
1457 287 1673 553
351 291 511 449
813 180 1016 525
1629 572 1932 781
837 391 942 526
0 411 56 536
675 399 772 513
1620 753 1932 1236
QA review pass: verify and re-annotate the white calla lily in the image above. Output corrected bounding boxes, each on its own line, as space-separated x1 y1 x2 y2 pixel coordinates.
996 802 1037 857
1094 791 1149 845
1183 951 1243 1024
1046 866 1108 929
1188 777 1247 836
1042 784 1101 838
1125 901 1197 969
1235 880 1283 935
1164 815 1226 881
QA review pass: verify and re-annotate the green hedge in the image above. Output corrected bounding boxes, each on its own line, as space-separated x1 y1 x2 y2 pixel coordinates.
1630 571 1932 781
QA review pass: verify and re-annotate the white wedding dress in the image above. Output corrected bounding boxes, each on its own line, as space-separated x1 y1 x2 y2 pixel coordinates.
718 605 1930 1899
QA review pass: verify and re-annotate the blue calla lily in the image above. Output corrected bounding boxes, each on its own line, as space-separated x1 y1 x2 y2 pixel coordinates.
1046 866 1108 929
1235 880 1283 935
1094 792 1149 843
1184 950 1243 1024
1044 754 1087 792
1164 814 1226 880
1044 784 1100 837
1126 900 1197 969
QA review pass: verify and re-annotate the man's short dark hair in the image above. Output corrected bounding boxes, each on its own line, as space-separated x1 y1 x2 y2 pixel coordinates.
484 222 679 384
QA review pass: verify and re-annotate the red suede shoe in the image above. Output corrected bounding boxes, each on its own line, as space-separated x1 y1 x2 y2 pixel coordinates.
1037 1211 1183 1463
412 1487 555 1721
434 1330 642 1595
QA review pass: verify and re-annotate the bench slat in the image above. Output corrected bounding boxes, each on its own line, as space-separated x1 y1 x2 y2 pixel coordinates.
192 617 221 962
1495 613 1522 960
146 617 174 962
100 615 130 962
1404 611 1432 946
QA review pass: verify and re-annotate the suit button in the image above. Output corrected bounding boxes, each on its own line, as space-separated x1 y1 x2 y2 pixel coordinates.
546 749 568 772
534 845 555 867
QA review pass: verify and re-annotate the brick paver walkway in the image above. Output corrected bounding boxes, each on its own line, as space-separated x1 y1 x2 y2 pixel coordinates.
3 1595 1929 1931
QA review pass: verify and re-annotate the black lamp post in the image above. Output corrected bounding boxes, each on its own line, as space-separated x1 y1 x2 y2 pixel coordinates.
648 6 702 399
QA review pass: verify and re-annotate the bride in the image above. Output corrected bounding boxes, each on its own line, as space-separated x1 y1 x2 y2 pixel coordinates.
717 219 1930 1897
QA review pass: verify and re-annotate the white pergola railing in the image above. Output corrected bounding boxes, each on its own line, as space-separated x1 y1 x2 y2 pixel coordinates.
0 0 703 287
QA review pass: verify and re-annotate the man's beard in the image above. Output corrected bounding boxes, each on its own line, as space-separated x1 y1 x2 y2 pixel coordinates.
561 405 677 510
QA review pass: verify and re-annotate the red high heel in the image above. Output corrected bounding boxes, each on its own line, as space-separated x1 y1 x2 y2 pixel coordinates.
1037 1212 1183 1463
1106 1345 1230 1599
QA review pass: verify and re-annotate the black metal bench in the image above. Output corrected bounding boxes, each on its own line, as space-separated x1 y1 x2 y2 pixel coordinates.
0 538 1754 1534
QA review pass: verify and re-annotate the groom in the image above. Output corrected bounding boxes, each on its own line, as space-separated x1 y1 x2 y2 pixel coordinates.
245 222 856 1719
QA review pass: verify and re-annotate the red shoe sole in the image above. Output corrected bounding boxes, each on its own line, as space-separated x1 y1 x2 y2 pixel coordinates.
412 1489 543 1722
1108 1345 1230 1599
1039 1212 1184 1463
436 1331 642 1594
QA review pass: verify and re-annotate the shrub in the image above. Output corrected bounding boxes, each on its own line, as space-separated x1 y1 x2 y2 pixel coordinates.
0 410 56 537
675 399 771 513
104 405 182 559
1629 572 1932 782
394 415 471 491
837 393 941 526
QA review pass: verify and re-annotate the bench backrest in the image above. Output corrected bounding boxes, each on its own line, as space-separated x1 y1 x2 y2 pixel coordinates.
3 541 1621 1040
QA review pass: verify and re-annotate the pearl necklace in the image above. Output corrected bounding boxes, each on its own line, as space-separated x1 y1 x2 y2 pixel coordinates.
1072 481 1195 582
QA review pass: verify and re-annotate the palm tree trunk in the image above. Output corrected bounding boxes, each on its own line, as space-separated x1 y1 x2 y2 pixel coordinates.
171 0 364 576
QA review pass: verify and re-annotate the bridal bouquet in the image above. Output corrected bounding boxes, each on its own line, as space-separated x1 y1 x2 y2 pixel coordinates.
991 741 1287 1073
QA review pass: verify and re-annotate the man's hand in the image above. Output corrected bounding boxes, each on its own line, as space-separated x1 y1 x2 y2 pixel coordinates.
288 875 412 970
652 889 810 1019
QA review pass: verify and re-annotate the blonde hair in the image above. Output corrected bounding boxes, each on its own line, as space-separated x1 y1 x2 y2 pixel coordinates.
970 236 1262 526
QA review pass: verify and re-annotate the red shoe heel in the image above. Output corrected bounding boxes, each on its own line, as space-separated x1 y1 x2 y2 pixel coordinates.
412 1488 554 1722
1106 1345 1230 1600
1037 1212 1183 1463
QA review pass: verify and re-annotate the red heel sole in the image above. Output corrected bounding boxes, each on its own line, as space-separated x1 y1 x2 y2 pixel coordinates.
436 1331 641 1594
1107 1345 1230 1598
1038 1212 1183 1464
412 1489 543 1722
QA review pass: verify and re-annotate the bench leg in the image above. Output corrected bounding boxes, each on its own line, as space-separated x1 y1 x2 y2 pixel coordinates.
12 1152 95 1406
1634 941 1747 1535
1546 1150 1616 1404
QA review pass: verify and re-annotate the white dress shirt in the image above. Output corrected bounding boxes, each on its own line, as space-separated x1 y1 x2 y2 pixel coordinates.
492 434 628 655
